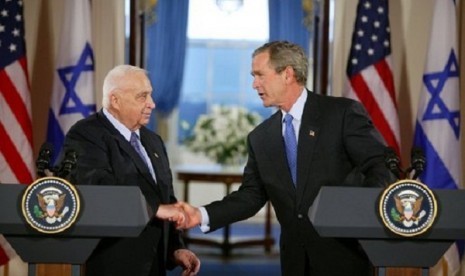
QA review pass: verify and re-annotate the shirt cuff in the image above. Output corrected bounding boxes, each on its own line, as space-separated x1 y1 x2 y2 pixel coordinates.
198 206 210 232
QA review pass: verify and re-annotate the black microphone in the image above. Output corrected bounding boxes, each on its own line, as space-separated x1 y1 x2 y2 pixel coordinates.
57 149 78 179
411 147 426 180
36 142 53 177
384 147 401 179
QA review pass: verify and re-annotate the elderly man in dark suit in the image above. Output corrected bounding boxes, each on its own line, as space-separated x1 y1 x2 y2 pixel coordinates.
177 41 394 276
62 65 200 276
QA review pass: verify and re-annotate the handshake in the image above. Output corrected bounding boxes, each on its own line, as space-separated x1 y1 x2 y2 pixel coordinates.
156 202 202 229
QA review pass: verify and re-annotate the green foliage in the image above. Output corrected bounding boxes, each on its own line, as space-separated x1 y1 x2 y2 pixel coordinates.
390 207 401 222
33 205 44 218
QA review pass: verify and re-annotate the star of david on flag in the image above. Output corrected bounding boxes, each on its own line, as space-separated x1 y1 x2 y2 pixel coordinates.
412 0 463 274
422 50 460 139
47 0 96 163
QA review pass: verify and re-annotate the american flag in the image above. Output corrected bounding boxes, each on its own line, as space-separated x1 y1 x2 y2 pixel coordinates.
345 0 400 156
0 0 34 265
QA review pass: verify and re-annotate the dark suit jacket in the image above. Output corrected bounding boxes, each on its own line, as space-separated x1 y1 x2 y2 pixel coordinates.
62 110 184 276
205 92 394 276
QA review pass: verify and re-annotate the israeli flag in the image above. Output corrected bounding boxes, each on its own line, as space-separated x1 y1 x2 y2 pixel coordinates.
413 0 462 274
46 0 96 163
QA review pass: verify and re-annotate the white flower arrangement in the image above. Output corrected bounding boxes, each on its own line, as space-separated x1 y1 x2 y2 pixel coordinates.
184 105 263 166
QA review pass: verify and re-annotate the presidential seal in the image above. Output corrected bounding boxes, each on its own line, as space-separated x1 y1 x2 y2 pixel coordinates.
379 179 437 237
21 176 81 234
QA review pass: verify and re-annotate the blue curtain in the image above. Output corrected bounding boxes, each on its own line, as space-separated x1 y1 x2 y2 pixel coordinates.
268 0 310 54
145 0 188 118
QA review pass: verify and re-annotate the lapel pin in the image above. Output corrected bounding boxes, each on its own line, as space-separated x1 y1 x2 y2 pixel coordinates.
309 130 315 137
154 152 159 158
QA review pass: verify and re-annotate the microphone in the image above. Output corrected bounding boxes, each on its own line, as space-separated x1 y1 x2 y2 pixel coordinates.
36 142 53 177
57 149 78 179
384 147 401 179
411 147 426 180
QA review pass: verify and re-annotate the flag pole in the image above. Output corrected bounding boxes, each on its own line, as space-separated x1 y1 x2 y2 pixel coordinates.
312 0 330 96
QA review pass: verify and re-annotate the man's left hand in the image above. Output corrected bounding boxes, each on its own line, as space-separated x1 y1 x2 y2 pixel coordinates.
173 249 201 276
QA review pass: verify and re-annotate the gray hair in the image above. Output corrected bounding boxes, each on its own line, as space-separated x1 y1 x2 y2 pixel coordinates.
102 65 148 108
252 41 308 85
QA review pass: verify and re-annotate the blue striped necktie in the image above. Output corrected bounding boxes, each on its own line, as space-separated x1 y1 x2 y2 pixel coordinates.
130 132 157 183
284 114 297 186
130 132 148 167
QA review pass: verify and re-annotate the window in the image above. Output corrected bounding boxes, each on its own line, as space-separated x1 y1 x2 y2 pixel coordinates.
178 0 271 144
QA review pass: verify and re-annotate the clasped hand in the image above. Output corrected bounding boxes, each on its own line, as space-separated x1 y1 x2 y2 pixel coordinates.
155 202 202 229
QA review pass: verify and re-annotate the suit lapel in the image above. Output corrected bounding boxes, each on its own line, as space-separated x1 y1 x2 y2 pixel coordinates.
296 92 320 206
96 111 159 192
139 129 166 199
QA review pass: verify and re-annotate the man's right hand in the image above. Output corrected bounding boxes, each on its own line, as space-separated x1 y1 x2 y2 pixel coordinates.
175 201 202 229
156 204 186 227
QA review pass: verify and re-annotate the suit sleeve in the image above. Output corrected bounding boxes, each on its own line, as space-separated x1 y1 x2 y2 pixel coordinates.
205 134 269 232
342 100 396 187
63 123 119 186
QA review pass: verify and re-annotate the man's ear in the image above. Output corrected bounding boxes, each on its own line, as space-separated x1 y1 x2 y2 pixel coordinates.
109 92 119 109
284 66 295 83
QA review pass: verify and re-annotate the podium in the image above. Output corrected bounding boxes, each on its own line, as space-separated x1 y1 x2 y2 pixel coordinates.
0 184 150 275
308 186 465 275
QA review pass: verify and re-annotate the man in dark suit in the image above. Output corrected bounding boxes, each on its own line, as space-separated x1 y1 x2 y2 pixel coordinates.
62 65 200 276
176 41 394 275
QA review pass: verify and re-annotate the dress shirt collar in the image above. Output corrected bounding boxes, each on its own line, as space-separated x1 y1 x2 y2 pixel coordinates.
281 89 307 123
103 108 140 142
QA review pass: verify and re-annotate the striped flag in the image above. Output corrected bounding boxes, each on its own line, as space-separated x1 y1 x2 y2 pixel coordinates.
344 0 400 156
0 0 34 265
46 0 96 163
413 0 462 275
